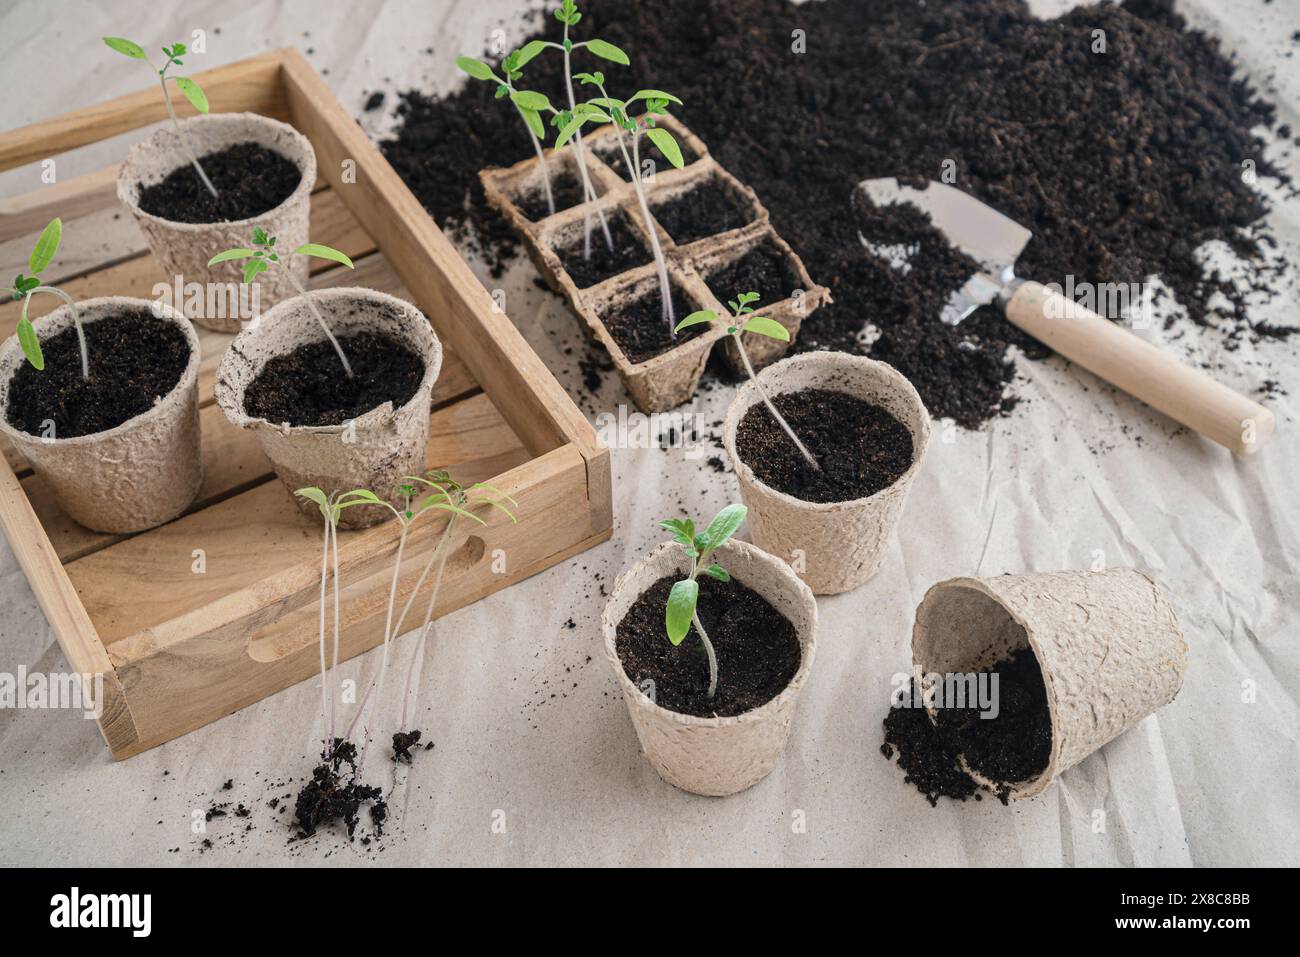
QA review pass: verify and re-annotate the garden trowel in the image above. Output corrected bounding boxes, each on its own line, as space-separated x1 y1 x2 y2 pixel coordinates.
857 178 1274 455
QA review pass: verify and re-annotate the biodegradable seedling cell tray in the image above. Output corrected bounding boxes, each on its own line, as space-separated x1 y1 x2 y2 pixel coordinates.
0 49 612 759
481 116 830 413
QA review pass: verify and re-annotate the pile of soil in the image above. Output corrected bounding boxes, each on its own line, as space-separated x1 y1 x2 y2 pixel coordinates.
602 284 704 364
882 649 1052 806
6 309 190 438
650 177 755 245
615 573 801 717
556 214 650 287
244 329 424 427
706 242 803 308
137 142 302 224
515 167 587 221
293 739 387 840
734 389 913 502
380 0 1296 425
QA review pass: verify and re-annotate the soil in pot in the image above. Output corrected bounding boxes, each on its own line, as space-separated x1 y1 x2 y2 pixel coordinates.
6 308 190 438
243 328 424 428
136 142 303 224
602 283 705 365
706 241 802 307
515 167 588 221
615 573 801 718
881 649 1052 805
292 739 387 840
735 388 912 502
594 136 699 180
650 176 755 245
555 215 651 288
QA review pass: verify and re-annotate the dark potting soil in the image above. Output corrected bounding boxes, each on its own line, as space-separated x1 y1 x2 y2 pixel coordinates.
734 388 913 503
391 729 423 763
706 242 803 308
882 650 1052 806
594 136 699 180
650 176 754 245
515 167 588 221
603 285 704 365
556 215 651 288
136 142 302 224
293 739 387 840
5 308 190 439
243 328 424 427
615 573 801 718
380 0 1297 425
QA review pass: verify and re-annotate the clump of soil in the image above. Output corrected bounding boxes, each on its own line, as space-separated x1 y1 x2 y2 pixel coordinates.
555 215 650 288
735 389 913 502
293 739 387 840
602 284 704 364
615 573 801 717
380 0 1297 423
5 308 191 438
515 167 588 221
391 729 423 763
594 136 699 180
650 176 754 245
882 649 1052 806
243 327 424 427
136 142 302 224
706 242 803 308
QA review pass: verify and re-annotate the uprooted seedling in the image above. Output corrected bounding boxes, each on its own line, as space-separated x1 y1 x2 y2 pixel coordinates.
660 503 747 699
10 218 89 381
209 229 356 377
558 79 686 332
104 36 218 199
677 291 820 470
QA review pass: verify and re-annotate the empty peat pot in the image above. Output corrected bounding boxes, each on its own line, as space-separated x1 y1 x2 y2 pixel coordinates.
723 351 931 595
912 569 1188 800
602 539 818 797
0 296 201 533
117 112 316 333
214 287 442 529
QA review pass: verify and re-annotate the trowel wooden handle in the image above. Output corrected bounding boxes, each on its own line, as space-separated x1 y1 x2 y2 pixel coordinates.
1004 281 1274 456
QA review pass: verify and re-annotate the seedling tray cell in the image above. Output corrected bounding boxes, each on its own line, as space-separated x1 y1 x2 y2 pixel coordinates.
481 115 831 412
0 50 612 759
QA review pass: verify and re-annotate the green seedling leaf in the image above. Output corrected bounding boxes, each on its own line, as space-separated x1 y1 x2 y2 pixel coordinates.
629 89 683 106
173 76 210 114
705 564 730 583
103 37 146 59
469 481 519 508
252 226 270 245
456 56 496 82
665 578 699 646
295 487 330 512
207 248 256 266
422 500 488 526
294 244 355 268
29 219 61 275
516 40 548 68
15 317 44 371
242 258 269 284
555 114 589 148
584 96 624 111
700 503 747 552
674 310 716 333
644 127 684 169
740 316 790 341
520 107 545 139
510 90 552 112
586 39 629 65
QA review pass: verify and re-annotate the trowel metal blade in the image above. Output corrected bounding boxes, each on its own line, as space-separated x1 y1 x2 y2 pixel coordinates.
857 178 1033 325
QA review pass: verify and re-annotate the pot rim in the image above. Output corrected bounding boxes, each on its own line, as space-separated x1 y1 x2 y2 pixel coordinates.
0 296 199 449
602 538 818 729
722 350 932 512
116 112 317 232
214 286 442 437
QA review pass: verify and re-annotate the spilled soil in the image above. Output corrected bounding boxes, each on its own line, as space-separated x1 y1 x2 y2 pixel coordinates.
380 0 1296 426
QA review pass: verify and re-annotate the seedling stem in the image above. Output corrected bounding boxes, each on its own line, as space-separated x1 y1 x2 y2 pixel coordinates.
10 219 89 381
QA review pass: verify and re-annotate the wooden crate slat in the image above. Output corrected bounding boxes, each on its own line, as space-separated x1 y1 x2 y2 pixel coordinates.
0 166 123 245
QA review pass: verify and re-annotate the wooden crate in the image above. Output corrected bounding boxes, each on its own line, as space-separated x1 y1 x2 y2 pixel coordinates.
0 49 612 759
